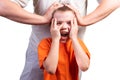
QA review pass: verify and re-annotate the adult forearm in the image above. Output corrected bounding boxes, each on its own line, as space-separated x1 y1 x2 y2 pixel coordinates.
80 0 120 26
0 0 48 25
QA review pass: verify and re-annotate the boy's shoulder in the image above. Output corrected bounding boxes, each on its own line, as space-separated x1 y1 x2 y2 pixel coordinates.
41 37 52 42
38 38 52 46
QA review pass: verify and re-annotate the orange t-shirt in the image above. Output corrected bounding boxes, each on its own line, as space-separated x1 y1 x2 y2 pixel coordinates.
38 38 90 80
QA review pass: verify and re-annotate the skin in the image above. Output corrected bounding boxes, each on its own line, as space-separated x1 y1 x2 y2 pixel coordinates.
0 0 120 26
43 10 90 74
0 0 63 24
66 0 120 26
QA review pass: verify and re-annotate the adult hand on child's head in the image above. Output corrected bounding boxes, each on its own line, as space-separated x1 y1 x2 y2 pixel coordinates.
69 18 78 39
65 4 84 26
43 2 63 23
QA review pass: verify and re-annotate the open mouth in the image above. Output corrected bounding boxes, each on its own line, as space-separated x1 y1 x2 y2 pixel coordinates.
61 33 69 37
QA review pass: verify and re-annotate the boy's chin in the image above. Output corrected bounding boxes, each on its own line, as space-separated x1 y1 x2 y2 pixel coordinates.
61 36 68 40
60 36 69 43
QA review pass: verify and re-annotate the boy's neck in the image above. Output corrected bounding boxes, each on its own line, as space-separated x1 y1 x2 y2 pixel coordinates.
60 38 69 43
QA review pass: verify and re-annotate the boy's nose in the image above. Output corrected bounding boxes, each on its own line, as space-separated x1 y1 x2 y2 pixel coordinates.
62 23 68 28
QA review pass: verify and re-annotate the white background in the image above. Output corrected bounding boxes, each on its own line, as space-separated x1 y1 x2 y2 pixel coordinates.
0 0 120 80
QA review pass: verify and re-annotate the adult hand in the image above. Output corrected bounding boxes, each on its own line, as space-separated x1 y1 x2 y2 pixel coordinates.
43 2 63 23
65 4 83 26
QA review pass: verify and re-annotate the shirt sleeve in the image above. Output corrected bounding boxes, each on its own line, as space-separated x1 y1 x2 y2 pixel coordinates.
78 39 91 59
12 0 30 7
66 39 90 59
38 38 51 69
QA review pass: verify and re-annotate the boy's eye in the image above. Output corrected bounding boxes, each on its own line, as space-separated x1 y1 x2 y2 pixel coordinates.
57 22 62 25
67 21 71 25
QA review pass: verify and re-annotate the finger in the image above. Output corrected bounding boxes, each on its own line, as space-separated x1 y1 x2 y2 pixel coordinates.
52 2 63 9
65 4 75 11
54 18 57 28
65 4 79 14
71 19 74 28
58 23 63 30
51 18 54 30
74 18 77 26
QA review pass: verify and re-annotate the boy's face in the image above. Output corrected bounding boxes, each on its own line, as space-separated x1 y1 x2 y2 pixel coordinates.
53 10 75 42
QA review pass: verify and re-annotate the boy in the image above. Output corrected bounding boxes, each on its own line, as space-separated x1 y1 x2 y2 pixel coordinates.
38 6 90 80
